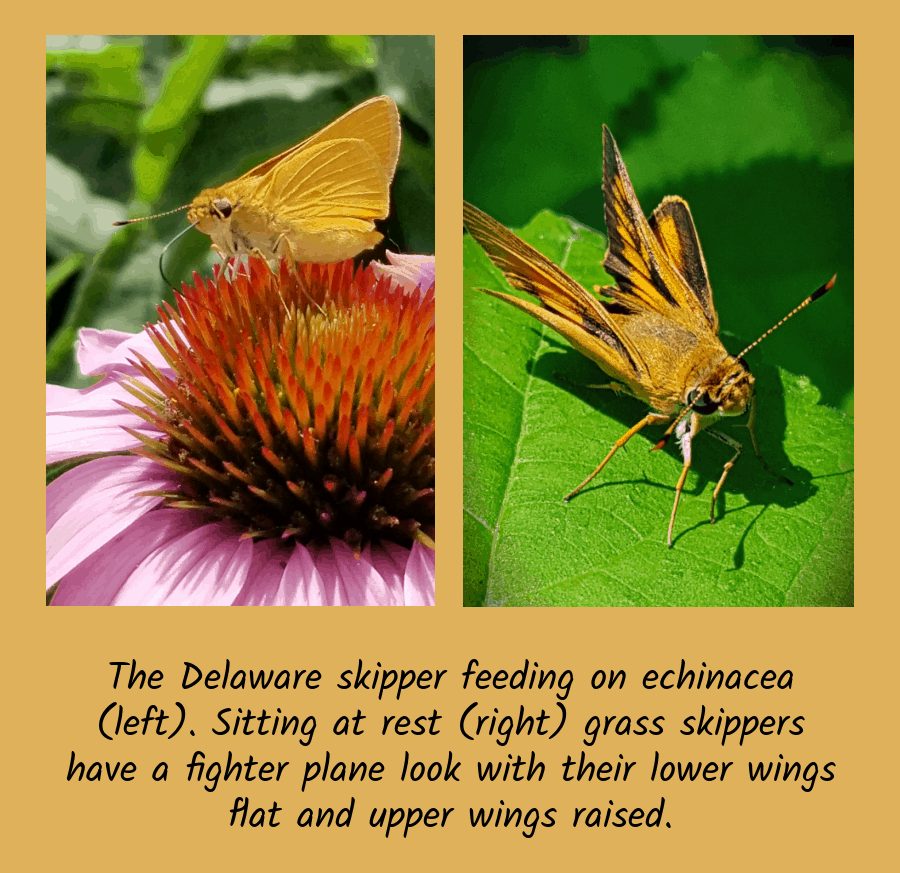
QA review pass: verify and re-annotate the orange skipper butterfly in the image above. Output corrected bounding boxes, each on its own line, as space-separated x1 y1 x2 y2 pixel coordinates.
464 126 834 546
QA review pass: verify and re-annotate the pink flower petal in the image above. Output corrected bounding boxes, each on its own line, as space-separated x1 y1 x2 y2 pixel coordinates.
50 509 207 605
77 327 170 376
113 522 254 605
52 516 436 606
368 543 407 604
402 542 436 605
236 543 329 606
47 456 180 587
311 544 350 605
47 376 162 462
330 540 392 605
238 540 433 606
270 544 321 605
372 253 435 296
232 549 292 605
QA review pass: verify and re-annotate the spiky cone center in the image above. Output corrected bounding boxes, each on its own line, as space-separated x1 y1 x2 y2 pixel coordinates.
123 258 435 552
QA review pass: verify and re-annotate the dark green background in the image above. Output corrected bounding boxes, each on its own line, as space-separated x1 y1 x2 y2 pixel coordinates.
463 37 853 607
47 35 435 388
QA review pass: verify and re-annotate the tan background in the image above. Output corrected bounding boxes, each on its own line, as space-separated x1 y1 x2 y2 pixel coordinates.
11 11 892 872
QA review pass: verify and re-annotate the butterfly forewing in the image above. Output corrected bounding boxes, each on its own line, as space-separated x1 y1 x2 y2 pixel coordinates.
259 139 390 221
238 95 401 184
601 126 715 331
300 95 400 179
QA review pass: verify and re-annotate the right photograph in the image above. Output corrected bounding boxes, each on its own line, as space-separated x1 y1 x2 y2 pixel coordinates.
462 36 853 607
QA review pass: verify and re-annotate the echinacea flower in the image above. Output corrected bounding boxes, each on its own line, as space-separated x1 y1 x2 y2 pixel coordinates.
47 256 435 605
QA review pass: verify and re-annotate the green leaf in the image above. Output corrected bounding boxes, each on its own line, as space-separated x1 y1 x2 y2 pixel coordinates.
47 41 144 102
326 35 377 68
46 252 84 301
463 212 853 607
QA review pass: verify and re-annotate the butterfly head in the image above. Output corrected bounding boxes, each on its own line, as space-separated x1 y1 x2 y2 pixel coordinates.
187 189 239 234
688 356 754 419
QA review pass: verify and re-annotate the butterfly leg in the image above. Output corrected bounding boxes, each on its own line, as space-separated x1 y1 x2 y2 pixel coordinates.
667 414 702 547
554 373 635 397
746 392 792 485
211 250 243 282
705 429 744 524
274 234 292 262
272 233 304 270
244 245 279 274
585 380 634 396
564 412 670 503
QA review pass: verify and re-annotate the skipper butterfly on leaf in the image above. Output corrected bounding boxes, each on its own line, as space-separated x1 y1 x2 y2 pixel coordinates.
464 126 834 547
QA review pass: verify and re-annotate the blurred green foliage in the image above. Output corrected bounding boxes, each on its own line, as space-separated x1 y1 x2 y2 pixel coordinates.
464 36 852 415
47 35 435 387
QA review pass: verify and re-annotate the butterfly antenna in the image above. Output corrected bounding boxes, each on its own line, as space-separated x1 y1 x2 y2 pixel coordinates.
112 204 190 227
735 274 836 360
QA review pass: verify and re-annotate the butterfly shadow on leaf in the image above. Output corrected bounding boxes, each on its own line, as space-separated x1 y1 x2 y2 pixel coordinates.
523 330 821 554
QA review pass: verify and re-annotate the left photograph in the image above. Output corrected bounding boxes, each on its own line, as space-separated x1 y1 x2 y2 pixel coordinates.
46 35 435 605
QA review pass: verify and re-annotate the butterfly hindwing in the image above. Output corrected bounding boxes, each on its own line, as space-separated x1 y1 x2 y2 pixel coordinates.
649 195 717 331
463 202 643 383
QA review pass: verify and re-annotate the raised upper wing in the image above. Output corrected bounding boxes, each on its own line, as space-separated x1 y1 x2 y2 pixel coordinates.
259 139 390 221
601 125 717 332
239 95 401 185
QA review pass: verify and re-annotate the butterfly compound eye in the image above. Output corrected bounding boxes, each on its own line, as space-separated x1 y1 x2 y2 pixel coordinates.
687 389 718 416
212 199 233 219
